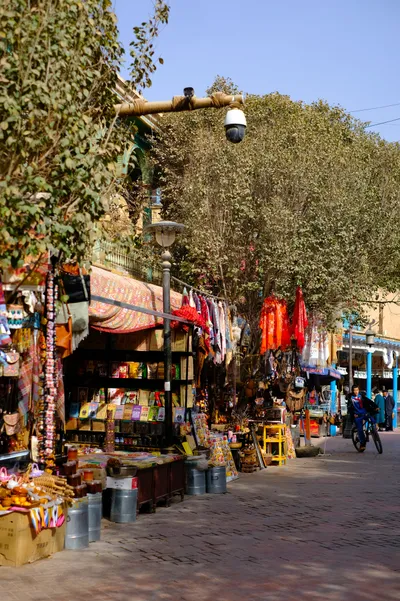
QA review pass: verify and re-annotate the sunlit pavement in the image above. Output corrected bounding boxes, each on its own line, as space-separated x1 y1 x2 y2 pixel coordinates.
2 431 400 601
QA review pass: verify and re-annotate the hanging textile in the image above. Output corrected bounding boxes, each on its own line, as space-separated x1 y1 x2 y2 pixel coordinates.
292 287 308 351
196 335 208 387
32 327 42 415
213 299 222 364
170 305 206 332
259 296 291 354
89 266 182 333
302 315 329 367
206 299 216 346
192 292 201 313
0 281 11 347
189 290 196 309
182 287 189 306
199 297 211 353
218 302 226 362
328 331 342 365
18 346 34 419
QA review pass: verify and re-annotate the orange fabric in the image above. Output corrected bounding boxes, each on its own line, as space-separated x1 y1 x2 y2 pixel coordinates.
259 296 291 354
56 318 73 359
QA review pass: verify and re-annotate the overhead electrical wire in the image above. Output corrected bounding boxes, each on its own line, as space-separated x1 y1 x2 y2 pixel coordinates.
364 116 400 128
351 102 400 113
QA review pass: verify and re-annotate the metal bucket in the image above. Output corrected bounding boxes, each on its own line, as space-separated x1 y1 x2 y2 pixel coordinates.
88 492 102 542
206 466 227 494
65 497 89 550
186 462 206 495
110 488 138 523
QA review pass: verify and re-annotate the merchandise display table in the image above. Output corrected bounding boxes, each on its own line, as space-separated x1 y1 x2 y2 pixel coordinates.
261 424 287 466
79 451 185 512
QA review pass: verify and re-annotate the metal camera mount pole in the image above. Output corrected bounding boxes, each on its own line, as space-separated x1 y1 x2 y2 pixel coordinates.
115 92 244 117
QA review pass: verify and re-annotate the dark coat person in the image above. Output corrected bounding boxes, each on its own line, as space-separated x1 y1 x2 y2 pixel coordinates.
383 390 395 431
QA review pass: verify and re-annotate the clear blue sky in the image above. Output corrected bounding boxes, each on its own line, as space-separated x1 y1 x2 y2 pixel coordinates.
114 0 400 142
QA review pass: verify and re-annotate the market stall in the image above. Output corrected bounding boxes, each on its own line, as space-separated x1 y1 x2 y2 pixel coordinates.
0 465 69 566
0 256 247 566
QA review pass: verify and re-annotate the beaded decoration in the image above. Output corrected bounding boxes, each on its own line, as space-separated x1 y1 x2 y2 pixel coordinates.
38 262 58 469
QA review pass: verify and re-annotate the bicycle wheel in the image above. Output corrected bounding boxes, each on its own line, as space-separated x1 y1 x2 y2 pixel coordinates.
352 427 366 452
371 426 383 454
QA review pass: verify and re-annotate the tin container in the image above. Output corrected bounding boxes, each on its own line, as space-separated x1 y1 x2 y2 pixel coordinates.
186 462 206 495
110 488 138 523
65 497 89 550
206 466 227 494
88 492 102 542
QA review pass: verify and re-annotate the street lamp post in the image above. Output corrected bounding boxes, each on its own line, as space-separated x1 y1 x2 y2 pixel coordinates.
393 352 398 429
365 328 375 399
145 221 185 447
348 323 353 391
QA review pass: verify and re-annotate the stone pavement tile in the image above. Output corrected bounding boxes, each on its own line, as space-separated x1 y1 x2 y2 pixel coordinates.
6 432 400 600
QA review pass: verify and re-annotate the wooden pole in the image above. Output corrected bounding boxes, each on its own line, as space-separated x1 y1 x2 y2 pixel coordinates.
305 409 311 445
115 93 244 117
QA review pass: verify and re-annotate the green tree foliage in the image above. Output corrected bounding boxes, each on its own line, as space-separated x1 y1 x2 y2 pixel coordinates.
153 77 400 328
0 0 169 268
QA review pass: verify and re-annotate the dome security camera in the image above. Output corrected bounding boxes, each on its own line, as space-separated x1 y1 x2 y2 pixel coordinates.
224 107 247 144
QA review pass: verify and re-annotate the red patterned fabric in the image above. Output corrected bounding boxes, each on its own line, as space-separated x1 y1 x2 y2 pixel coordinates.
89 266 182 333
199 296 211 352
292 286 308 351
171 305 206 332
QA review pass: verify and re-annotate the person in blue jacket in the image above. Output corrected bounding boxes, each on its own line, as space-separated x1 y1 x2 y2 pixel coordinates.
347 386 377 451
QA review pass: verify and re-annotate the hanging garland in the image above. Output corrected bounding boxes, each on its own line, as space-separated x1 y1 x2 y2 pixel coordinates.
38 262 58 470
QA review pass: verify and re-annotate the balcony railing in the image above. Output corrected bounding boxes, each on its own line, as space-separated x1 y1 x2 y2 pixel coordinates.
91 240 162 285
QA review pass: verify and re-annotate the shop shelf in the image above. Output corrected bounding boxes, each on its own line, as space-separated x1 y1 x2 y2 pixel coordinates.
0 450 30 462
73 377 190 386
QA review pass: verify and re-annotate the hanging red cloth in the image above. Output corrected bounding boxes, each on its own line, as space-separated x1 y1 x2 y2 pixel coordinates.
199 296 211 353
259 296 291 354
171 305 206 332
292 286 308 351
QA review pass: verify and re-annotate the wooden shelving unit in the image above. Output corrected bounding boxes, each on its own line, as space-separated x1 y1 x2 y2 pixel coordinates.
261 424 287 466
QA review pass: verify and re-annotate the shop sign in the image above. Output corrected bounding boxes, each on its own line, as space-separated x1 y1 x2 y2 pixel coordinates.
383 371 392 379
305 367 328 376
337 367 348 375
354 370 367 379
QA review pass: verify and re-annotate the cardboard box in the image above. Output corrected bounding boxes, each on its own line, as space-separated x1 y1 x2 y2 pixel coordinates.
0 510 66 567
172 331 192 352
180 384 194 408
92 420 106 432
66 418 78 431
150 329 164 351
106 476 137 490
180 356 194 380
114 331 150 351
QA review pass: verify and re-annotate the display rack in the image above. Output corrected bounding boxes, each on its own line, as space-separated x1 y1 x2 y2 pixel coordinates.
261 424 287 466
63 328 194 450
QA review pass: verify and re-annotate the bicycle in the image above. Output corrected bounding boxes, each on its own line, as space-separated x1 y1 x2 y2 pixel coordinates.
351 412 383 454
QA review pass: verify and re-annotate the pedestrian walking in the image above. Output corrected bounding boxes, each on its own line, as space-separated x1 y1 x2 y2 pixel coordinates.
373 388 386 431
383 390 395 431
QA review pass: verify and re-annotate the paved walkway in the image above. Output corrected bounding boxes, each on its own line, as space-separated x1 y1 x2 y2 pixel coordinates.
2 432 400 601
